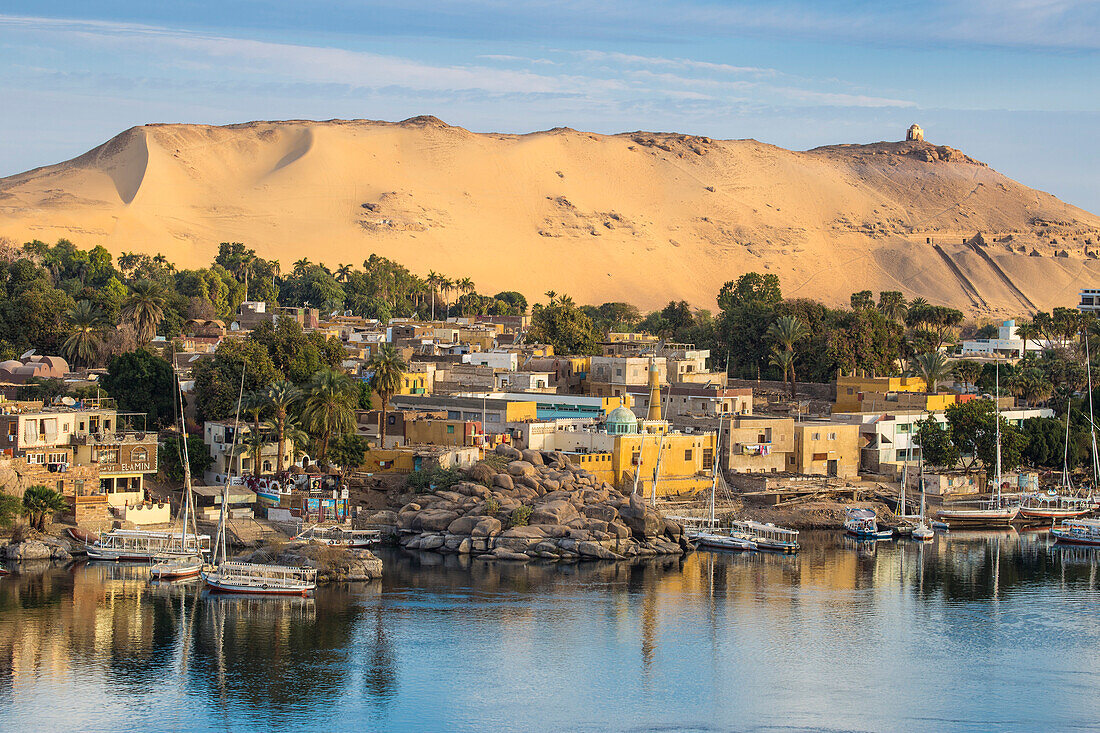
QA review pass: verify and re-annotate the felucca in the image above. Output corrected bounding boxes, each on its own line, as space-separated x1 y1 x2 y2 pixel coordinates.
200 365 316 596
691 417 759 551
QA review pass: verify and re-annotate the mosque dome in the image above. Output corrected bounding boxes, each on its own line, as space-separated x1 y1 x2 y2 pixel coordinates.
605 406 638 435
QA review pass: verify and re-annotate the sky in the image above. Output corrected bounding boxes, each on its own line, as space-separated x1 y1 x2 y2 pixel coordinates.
1 1 1099 211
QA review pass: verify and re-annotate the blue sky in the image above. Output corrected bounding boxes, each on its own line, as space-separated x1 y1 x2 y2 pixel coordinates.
2 1 1098 211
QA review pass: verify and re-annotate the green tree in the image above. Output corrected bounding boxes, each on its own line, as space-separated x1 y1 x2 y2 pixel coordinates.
767 315 810 396
944 399 1026 474
0 493 22 529
877 291 907 321
850 290 874 310
768 348 795 396
159 435 214 483
953 359 983 394
61 300 106 367
912 351 954 393
301 368 357 461
101 349 178 429
22 485 68 531
192 340 282 422
528 298 601 355
367 344 407 446
121 279 166 344
328 433 367 469
493 291 528 315
717 272 782 311
265 380 301 475
915 418 960 469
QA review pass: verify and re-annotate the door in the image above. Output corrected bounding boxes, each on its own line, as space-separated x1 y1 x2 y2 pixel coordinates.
827 460 838 477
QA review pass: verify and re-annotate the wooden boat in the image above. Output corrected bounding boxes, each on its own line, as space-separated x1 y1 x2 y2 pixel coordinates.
66 527 100 545
1018 493 1093 520
739 521 799 552
150 554 203 580
693 531 757 551
845 507 893 540
86 529 212 561
908 435 935 542
293 525 380 548
1051 518 1100 547
201 561 317 596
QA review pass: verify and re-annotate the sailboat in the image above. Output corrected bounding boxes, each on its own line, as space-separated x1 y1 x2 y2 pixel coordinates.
1021 381 1093 519
87 364 210 562
200 365 317 597
936 363 1020 528
911 434 934 541
692 417 758 551
152 366 207 581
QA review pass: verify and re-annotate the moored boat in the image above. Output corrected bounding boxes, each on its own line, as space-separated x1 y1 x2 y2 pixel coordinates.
739 521 799 552
693 531 757 551
201 561 317 596
1018 493 1093 521
150 553 204 580
1051 518 1100 547
293 525 380 548
86 529 212 561
844 507 893 540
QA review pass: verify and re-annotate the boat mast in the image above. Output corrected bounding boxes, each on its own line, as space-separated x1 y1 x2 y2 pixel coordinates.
174 362 198 552
631 436 643 497
917 411 927 523
709 416 723 528
994 363 1003 504
215 366 247 566
898 444 908 518
1062 390 1074 492
1085 329 1100 489
650 433 666 508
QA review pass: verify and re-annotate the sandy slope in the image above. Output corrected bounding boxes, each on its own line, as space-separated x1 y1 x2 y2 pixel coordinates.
1 116 1098 315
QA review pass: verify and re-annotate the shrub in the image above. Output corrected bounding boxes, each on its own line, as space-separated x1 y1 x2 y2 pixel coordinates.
406 465 462 493
509 505 532 528
485 497 501 517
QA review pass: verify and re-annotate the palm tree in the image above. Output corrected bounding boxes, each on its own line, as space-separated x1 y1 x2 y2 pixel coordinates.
768 348 796 397
441 278 454 317
766 315 810 396
235 252 256 300
61 300 105 368
877 291 908 322
912 351 954 393
367 345 407 446
265 380 301 475
458 277 475 296
545 290 558 306
301 368 357 461
953 359 983 394
1015 319 1039 351
336 263 353 283
121 279 166 344
293 258 312 275
282 415 311 464
233 430 269 479
22 485 68 531
427 270 443 320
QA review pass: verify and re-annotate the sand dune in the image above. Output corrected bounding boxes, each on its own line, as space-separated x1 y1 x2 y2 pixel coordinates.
1 116 1098 315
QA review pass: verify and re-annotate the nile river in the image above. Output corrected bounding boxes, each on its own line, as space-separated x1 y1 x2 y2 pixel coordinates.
2 530 1100 732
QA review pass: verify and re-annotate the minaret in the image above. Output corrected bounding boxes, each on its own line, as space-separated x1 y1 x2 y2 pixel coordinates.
646 357 662 422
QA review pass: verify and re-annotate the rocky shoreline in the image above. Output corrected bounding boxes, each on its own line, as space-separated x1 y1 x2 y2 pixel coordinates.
236 542 383 583
383 446 691 562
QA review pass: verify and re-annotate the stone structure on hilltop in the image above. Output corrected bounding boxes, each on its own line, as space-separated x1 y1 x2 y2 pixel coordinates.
906 123 925 142
386 443 691 562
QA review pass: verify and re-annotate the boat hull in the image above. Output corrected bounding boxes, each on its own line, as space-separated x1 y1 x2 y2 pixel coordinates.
201 570 315 597
1052 530 1100 547
755 540 799 553
694 534 756 551
151 567 202 580
1019 507 1092 520
935 508 1019 528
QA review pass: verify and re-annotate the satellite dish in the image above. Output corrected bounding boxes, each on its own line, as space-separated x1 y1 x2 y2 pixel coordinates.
188 355 201 363
61 396 76 406
19 349 35 359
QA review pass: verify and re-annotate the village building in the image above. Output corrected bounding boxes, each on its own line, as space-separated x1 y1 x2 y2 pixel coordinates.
791 420 860 478
202 419 294 485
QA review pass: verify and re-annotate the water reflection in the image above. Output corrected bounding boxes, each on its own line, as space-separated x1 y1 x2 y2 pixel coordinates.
1 532 1100 731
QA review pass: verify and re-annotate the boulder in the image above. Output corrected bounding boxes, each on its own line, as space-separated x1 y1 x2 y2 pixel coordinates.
468 463 496 485
539 479 561 493
447 516 482 535
499 526 547 539
608 522 632 540
517 476 540 490
520 449 545 466
492 474 515 491
583 504 619 523
495 443 522 460
412 509 461 532
420 534 446 551
624 511 664 540
530 500 579 526
363 509 398 525
530 523 570 538
5 540 52 560
507 460 536 477
577 541 623 560
491 547 531 561
454 480 493 498
434 490 465 504
471 517 502 537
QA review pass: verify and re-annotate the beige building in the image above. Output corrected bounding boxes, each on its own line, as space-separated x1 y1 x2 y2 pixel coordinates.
792 420 860 478
203 420 294 484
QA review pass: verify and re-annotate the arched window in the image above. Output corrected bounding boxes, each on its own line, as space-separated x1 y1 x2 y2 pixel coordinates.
131 447 148 463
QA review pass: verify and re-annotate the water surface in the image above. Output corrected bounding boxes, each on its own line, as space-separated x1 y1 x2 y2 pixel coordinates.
2 530 1099 732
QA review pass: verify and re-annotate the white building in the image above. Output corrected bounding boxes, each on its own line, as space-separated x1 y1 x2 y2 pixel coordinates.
1079 289 1100 314
462 351 518 371
958 320 1042 358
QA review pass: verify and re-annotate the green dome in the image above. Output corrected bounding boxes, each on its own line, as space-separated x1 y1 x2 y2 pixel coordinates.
605 406 638 434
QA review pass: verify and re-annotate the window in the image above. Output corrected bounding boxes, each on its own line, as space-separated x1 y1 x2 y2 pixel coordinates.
684 449 693 461
131 448 148 463
79 421 85 432
702 449 714 471
447 425 455 434
26 453 43 464
812 433 820 440
812 452 827 461
897 423 910 434
47 452 67 464
97 448 119 464
632 451 641 466
828 433 837 441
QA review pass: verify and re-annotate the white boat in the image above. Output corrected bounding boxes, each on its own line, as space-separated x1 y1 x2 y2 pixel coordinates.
150 553 204 580
845 507 893 540
86 529 211 561
693 531 757 551
203 363 318 597
1052 518 1100 547
909 424 935 542
935 365 1020 528
201 561 317 596
294 525 380 548
1018 492 1093 520
737 520 799 552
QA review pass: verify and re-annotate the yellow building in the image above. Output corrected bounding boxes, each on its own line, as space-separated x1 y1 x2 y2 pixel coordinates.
834 373 927 412
397 364 435 395
843 390 958 414
792 420 860 478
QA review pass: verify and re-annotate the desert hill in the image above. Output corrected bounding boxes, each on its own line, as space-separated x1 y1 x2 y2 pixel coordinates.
1 116 1099 315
